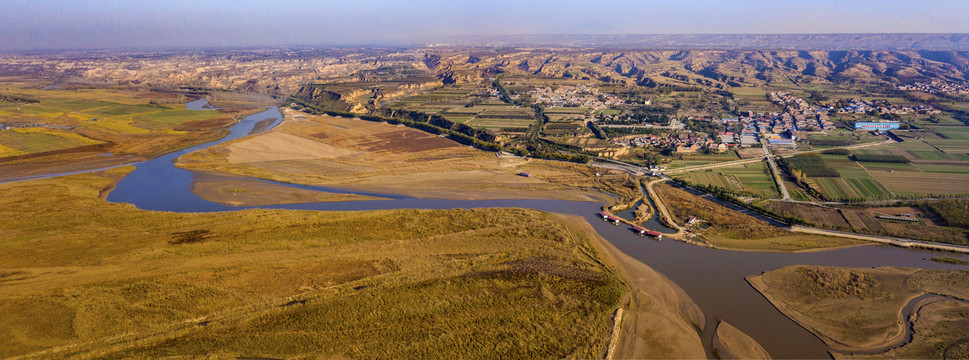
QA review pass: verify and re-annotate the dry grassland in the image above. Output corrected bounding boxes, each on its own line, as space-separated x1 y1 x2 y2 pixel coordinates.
0 168 635 359
750 265 969 356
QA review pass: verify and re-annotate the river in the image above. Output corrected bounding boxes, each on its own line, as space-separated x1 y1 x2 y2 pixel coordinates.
83 101 969 358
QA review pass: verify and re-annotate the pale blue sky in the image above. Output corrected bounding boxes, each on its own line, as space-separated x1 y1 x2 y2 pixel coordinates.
1 0 968 50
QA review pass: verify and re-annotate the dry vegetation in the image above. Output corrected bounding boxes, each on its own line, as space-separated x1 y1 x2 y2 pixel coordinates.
0 168 633 359
712 321 771 360
766 201 969 245
653 183 860 251
749 265 969 356
177 108 625 202
842 300 969 360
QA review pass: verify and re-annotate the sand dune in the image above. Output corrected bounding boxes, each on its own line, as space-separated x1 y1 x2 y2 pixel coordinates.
226 132 359 163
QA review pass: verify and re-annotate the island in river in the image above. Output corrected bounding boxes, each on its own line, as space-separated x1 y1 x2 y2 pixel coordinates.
749 265 969 358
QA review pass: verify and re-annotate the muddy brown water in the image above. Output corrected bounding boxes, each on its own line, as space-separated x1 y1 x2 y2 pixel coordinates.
43 101 969 359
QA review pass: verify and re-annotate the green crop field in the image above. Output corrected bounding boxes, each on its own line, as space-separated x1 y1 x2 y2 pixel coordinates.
545 107 590 114
465 118 536 129
929 126 969 140
807 154 894 200
813 177 892 200
442 115 474 123
0 85 237 158
827 139 969 196
859 162 919 171
675 161 780 198
680 152 741 161
547 114 585 121
666 159 716 169
130 109 226 130
913 163 969 174
729 87 767 97
925 139 969 153
0 128 103 157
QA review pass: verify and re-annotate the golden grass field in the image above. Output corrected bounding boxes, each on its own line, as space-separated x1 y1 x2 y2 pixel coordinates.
749 265 969 357
176 108 629 202
0 167 706 359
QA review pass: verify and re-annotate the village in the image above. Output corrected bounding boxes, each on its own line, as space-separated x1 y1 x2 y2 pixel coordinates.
899 80 969 95
600 90 942 156
528 84 625 108
835 98 940 115
609 132 732 154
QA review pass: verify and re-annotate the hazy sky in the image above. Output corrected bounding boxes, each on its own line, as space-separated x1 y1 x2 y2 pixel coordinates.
2 0 969 50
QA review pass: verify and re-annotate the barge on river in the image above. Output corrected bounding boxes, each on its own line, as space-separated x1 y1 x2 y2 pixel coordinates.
598 211 622 225
630 226 663 241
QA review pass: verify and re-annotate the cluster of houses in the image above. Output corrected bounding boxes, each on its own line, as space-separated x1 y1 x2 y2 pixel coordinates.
719 110 830 148
769 92 813 111
528 85 625 109
836 99 940 115
717 131 762 147
610 132 731 153
899 81 969 95
760 92 835 134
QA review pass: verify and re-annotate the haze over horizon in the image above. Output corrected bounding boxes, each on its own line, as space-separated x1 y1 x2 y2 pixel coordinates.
2 0 969 50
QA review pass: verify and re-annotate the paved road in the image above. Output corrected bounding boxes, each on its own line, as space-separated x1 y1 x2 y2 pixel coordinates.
644 178 686 237
663 157 767 175
762 142 791 201
790 225 969 254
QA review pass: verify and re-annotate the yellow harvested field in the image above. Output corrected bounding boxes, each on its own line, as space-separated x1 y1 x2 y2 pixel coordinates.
872 171 969 195
226 132 360 163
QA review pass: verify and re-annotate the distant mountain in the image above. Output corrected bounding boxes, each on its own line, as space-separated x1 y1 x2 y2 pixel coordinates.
425 49 969 88
437 34 969 51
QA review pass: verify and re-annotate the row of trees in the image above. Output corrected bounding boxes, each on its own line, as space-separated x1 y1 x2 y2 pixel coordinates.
850 153 910 163
287 98 590 164
807 138 855 147
774 156 830 201
780 154 840 178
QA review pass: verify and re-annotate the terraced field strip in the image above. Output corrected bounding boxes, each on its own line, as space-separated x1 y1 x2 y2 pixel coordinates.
465 118 536 129
928 126 969 140
545 107 591 114
926 139 969 153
